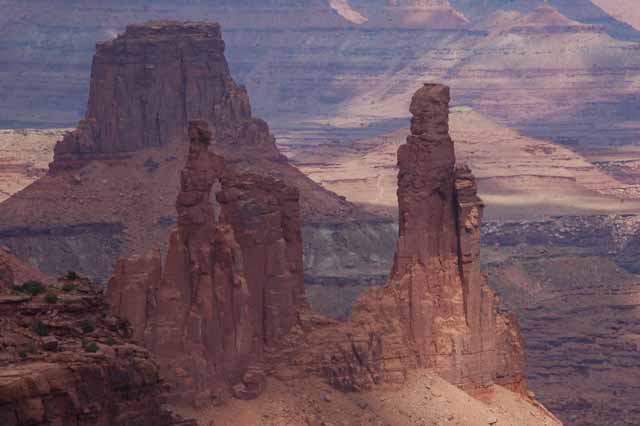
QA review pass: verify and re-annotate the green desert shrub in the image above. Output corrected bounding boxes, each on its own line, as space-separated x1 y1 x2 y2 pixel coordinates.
62 283 78 293
81 319 95 334
15 281 46 296
45 293 58 304
18 342 37 359
33 321 49 337
85 342 99 353
65 271 79 280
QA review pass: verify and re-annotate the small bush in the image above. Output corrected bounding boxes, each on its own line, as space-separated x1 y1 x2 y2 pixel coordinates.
45 293 58 304
85 342 99 353
62 283 78 293
117 319 131 332
16 281 46 296
106 337 115 346
81 320 95 334
33 322 49 337
65 271 79 280
20 342 38 357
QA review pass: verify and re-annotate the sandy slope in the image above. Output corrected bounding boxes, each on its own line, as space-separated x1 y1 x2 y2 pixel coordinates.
591 0 640 31
290 107 640 220
173 371 560 426
0 129 65 202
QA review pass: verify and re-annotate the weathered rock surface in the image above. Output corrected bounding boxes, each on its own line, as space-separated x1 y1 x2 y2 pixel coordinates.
50 21 281 172
0 20 365 283
0 251 14 292
108 121 306 405
2 0 638 156
265 85 527 396
0 259 194 426
108 88 531 412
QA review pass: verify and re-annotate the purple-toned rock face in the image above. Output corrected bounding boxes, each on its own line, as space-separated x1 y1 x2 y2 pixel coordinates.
0 20 359 285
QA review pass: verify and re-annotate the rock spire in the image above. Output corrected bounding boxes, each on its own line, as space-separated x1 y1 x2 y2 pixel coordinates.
108 120 305 404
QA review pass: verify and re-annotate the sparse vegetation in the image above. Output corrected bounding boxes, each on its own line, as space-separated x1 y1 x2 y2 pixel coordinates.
116 318 133 338
62 283 78 293
45 293 58 304
15 281 46 296
85 342 99 353
81 319 95 334
65 271 79 280
18 342 37 359
33 321 49 337
117 319 130 331
106 337 115 346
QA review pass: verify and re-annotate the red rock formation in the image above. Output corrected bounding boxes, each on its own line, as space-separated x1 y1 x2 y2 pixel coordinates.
110 88 527 404
0 253 14 292
0 20 361 285
108 121 305 405
218 172 305 347
381 84 525 390
107 250 161 343
267 84 526 395
51 21 281 172
0 248 52 289
0 259 195 426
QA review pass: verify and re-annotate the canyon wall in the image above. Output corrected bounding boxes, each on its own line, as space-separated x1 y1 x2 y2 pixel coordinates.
1 0 639 156
0 257 195 426
0 20 362 283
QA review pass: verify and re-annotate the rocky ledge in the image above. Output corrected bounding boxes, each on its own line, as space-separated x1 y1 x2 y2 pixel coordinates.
0 265 194 426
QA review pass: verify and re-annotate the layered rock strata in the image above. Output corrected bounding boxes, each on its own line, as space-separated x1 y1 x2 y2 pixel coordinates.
0 20 361 282
108 121 305 405
0 261 194 426
50 21 282 172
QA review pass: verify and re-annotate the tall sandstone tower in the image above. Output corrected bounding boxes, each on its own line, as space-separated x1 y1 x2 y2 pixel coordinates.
264 84 527 394
392 84 525 388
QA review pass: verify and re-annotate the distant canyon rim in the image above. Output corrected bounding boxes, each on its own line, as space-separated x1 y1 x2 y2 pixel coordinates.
2 2 640 426
0 20 562 426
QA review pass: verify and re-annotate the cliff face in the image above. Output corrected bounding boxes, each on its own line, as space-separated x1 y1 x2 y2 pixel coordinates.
2 0 638 154
0 20 361 282
0 258 194 426
108 121 305 405
51 21 280 172
387 84 524 389
260 85 527 396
